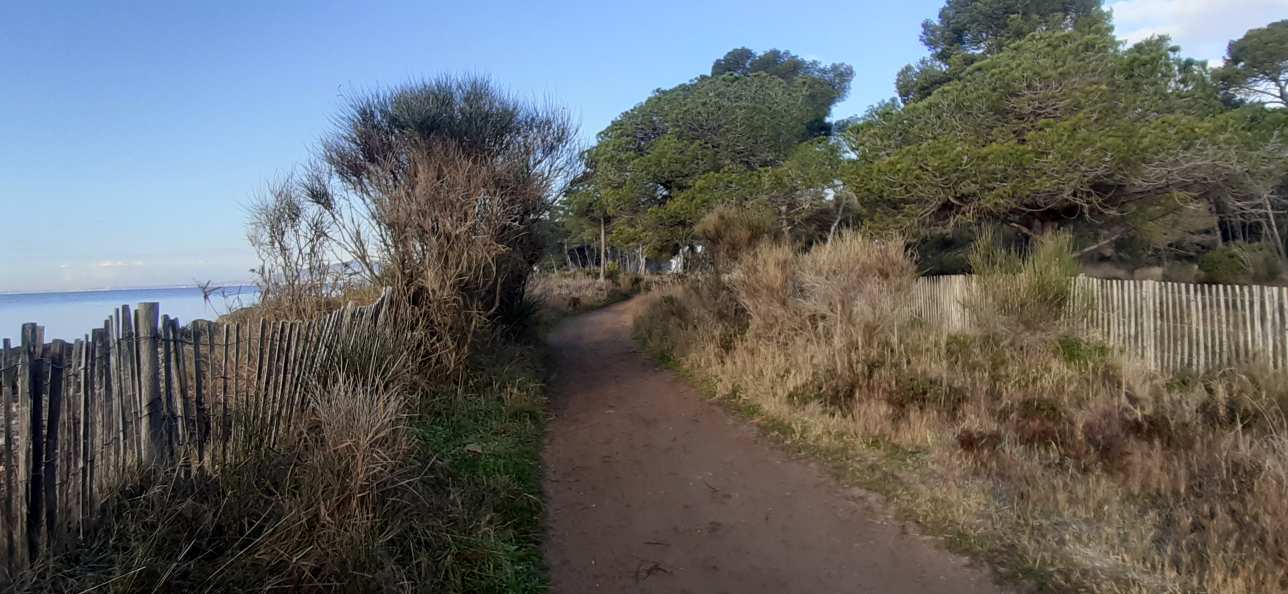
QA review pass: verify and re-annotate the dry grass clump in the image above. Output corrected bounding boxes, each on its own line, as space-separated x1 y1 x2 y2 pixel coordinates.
636 232 1288 593
529 272 623 315
528 269 669 325
696 204 778 269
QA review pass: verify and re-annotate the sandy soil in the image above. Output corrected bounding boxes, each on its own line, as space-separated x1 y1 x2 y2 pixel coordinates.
541 298 1006 594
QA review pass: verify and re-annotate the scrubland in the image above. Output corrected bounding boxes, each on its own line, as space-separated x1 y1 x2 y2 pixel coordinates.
636 232 1288 593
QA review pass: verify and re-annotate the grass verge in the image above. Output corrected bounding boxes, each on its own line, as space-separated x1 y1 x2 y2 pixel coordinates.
411 341 549 594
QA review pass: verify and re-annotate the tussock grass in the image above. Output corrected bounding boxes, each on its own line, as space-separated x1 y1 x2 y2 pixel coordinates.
635 232 1288 593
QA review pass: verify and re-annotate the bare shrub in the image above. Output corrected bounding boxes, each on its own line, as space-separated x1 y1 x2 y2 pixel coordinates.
247 174 346 319
727 242 798 337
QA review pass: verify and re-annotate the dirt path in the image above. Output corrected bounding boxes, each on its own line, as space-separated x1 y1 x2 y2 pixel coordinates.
541 299 1005 594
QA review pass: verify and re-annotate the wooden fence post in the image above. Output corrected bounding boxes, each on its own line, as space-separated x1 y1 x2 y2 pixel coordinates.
43 340 65 552
2 338 15 567
23 324 43 562
136 303 167 466
161 317 177 457
98 321 115 508
84 330 101 537
192 321 206 471
220 324 230 468
230 323 243 462
173 319 192 474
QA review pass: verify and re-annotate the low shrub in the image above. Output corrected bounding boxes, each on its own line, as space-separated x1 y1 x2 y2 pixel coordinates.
1199 242 1284 285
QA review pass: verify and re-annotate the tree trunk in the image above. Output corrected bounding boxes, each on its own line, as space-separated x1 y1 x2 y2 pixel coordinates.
1261 191 1286 259
599 218 606 282
829 200 846 243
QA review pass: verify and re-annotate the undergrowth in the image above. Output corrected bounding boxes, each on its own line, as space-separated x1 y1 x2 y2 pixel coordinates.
634 232 1288 594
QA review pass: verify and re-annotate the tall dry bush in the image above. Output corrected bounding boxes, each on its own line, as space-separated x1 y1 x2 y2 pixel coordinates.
311 76 578 324
247 175 347 320
696 204 777 271
636 230 1288 593
247 76 579 370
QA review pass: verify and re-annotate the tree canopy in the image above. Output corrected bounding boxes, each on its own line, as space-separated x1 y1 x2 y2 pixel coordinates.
897 0 1107 103
1214 19 1288 107
554 5 1288 275
845 26 1287 260
576 48 853 254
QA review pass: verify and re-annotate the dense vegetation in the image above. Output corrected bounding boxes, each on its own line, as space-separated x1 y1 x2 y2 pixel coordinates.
551 3 1288 282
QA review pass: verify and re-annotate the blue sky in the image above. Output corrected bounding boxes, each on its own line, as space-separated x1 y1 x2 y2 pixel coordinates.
2 0 1284 292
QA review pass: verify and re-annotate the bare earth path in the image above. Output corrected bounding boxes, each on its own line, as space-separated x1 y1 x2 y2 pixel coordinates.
541 299 1006 594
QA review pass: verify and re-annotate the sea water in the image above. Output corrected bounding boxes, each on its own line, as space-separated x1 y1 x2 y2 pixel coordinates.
0 286 259 342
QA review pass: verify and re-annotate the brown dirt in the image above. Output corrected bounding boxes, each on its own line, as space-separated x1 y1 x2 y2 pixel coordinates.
541 299 1007 594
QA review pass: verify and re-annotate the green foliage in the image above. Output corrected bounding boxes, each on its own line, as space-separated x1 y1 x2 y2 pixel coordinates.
1055 335 1110 367
709 47 855 135
844 28 1286 261
1198 243 1285 284
413 344 549 593
580 48 852 256
1213 20 1288 107
895 58 953 104
896 0 1107 104
920 0 1106 61
1198 246 1247 284
603 260 621 282
660 138 851 248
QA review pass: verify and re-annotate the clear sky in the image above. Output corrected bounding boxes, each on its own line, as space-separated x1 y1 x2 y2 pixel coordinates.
2 0 1283 292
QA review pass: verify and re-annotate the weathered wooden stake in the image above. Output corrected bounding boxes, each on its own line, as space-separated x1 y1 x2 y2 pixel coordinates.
2 338 15 567
136 303 167 465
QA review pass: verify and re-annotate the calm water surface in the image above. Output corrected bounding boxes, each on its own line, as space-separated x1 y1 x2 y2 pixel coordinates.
0 286 259 341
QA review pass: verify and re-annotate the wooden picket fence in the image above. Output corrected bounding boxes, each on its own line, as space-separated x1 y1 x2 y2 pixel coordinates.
0 289 390 569
911 275 1288 372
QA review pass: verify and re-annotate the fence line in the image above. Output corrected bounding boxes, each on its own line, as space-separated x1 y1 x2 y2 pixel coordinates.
0 289 390 569
910 275 1288 373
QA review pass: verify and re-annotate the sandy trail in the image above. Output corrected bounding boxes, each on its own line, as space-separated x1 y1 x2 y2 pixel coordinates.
541 299 1005 594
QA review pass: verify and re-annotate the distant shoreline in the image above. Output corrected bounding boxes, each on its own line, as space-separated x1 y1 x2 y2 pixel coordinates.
0 283 258 297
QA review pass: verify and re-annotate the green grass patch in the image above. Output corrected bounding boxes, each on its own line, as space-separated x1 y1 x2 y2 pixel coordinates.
412 343 549 594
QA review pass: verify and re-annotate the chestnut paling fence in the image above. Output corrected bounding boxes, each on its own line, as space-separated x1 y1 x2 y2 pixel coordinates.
911 275 1288 372
0 290 390 569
